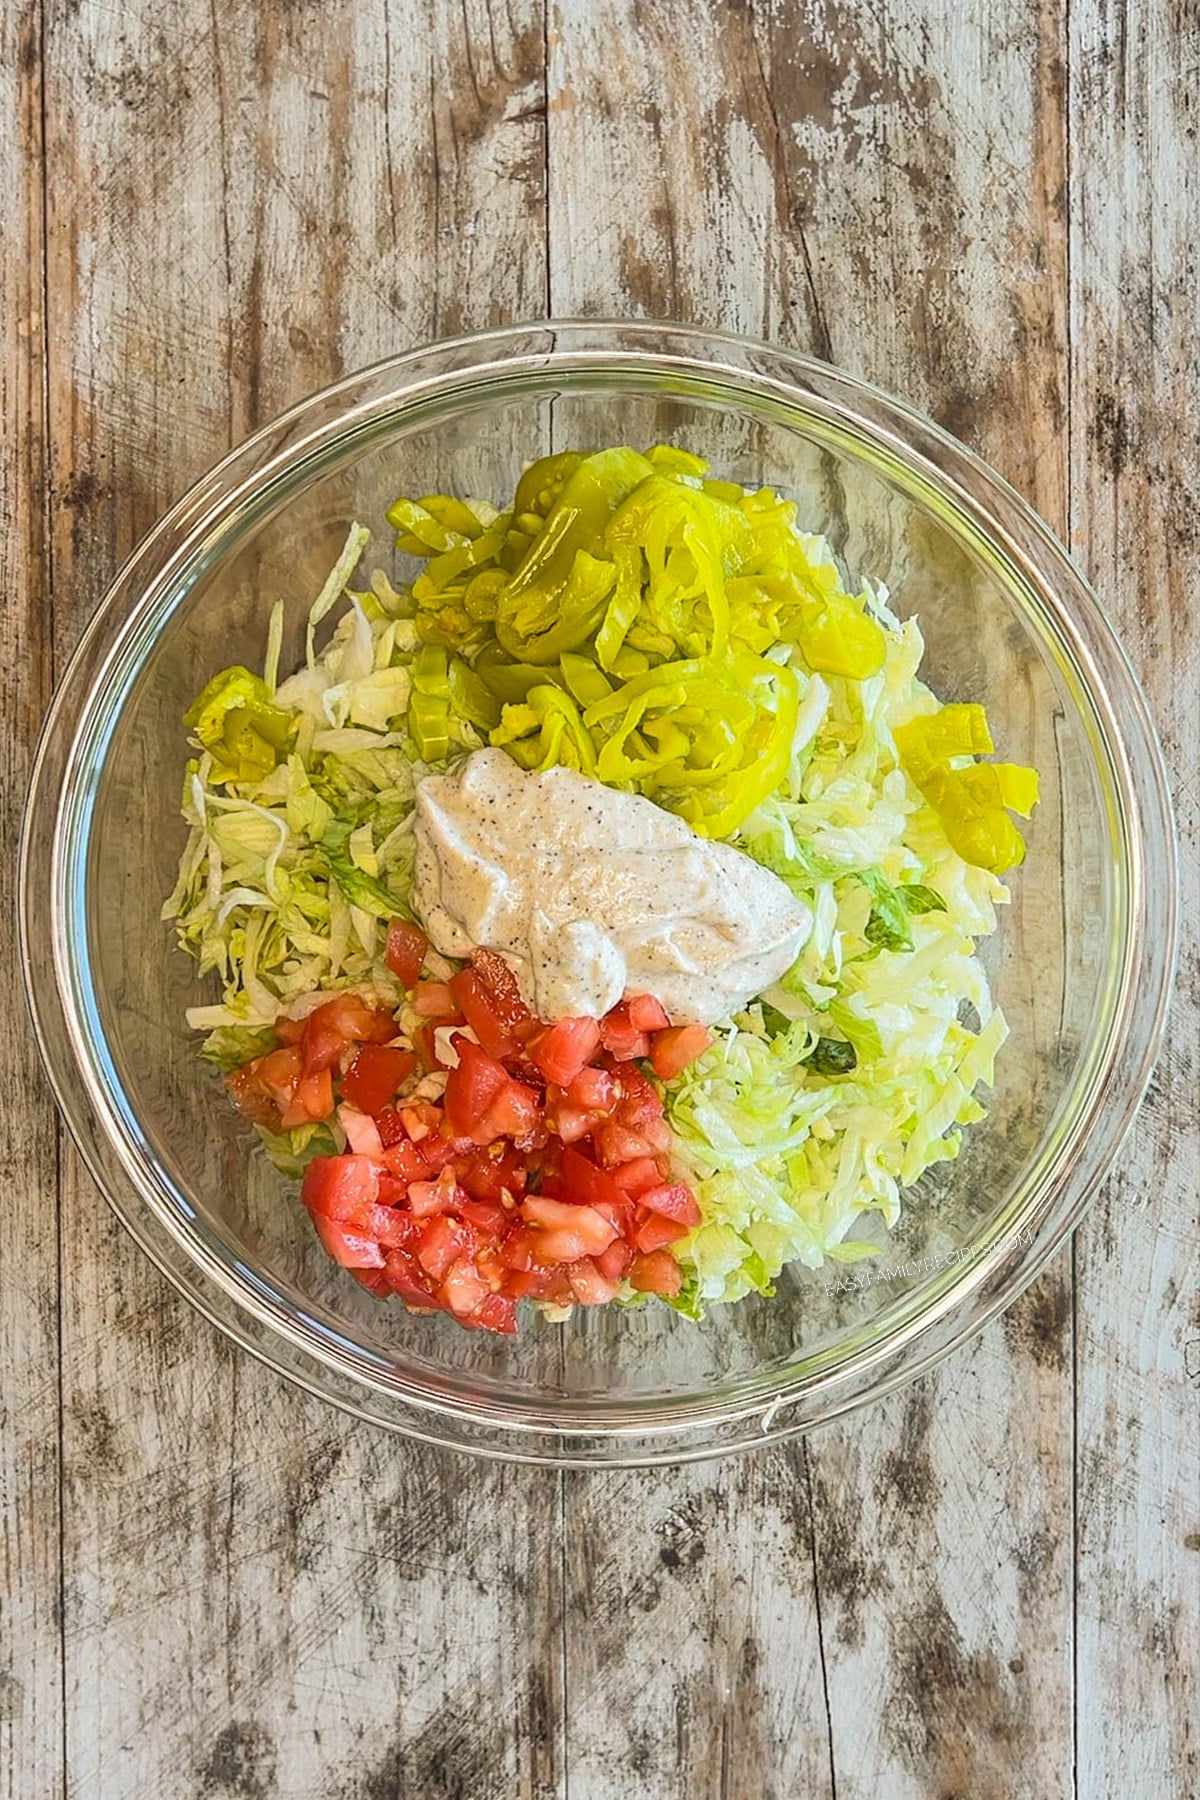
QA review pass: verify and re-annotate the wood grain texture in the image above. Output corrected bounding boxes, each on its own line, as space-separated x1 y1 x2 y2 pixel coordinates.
3 0 1197 1796
42 3 560 1797
1069 2 1200 1795
0 6 63 1800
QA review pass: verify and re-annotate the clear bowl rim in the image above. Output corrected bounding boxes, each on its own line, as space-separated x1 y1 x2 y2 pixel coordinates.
19 318 1178 1465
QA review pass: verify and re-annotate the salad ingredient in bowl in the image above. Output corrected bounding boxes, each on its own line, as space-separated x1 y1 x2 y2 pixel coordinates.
165 444 1038 1336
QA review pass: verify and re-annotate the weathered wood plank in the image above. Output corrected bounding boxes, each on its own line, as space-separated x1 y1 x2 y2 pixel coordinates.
0 7 63 1800
1069 2 1200 1794
549 3 1076 1795
43 3 560 1797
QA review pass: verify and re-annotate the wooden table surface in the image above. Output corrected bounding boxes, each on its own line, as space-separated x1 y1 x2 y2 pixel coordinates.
3 3 1197 1796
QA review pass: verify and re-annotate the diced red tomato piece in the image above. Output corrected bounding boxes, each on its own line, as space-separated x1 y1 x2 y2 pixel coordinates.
417 1215 479 1282
457 1142 526 1203
567 1259 622 1306
420 1133 466 1174
469 948 538 1041
362 1204 421 1250
626 993 671 1032
633 1212 689 1253
599 1004 650 1062
471 1293 519 1334
457 1196 509 1235
449 969 518 1060
381 1135 431 1182
224 1064 282 1131
498 1226 538 1272
444 1037 509 1138
272 1013 306 1045
385 918 428 988
595 1238 635 1282
407 1168 462 1218
412 980 462 1020
341 1043 417 1116
311 1214 386 1269
559 1145 630 1211
522 1195 617 1257
301 994 396 1078
442 1256 489 1318
649 1023 712 1081
476 1077 542 1145
566 1065 618 1113
351 1266 392 1296
640 1182 702 1228
628 1249 683 1296
596 1120 660 1168
611 1156 666 1196
382 1249 440 1308
530 1016 602 1087
301 1154 381 1224
398 1101 441 1143
253 1044 303 1109
546 1100 595 1144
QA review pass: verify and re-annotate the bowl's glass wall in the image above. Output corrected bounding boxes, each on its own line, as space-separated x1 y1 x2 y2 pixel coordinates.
80 375 1108 1412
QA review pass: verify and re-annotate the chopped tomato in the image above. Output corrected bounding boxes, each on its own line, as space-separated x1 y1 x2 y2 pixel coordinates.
408 1171 460 1218
611 1156 666 1196
470 948 537 1040
297 994 393 1080
457 1142 526 1203
341 1043 418 1115
640 1182 702 1227
599 1003 650 1062
382 1249 440 1309
457 1196 509 1235
449 969 518 1060
252 1044 303 1109
362 1204 421 1250
262 975 704 1335
649 1023 711 1081
272 1013 306 1045
633 1212 690 1254
530 1016 602 1086
471 1293 519 1334
476 1077 541 1145
566 1065 618 1113
385 917 428 988
224 1064 282 1131
595 1238 635 1283
629 1249 684 1296
444 1037 509 1137
442 1256 489 1318
596 1119 661 1168
301 1154 382 1223
626 993 671 1032
545 1099 595 1144
351 1266 393 1297
381 1136 431 1183
567 1260 622 1306
522 1195 616 1256
311 1215 386 1269
417 1215 479 1281
412 980 462 1019
559 1145 630 1211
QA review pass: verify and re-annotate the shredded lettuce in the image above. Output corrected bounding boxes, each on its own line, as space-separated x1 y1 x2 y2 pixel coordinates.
164 526 419 1059
665 595 1013 1311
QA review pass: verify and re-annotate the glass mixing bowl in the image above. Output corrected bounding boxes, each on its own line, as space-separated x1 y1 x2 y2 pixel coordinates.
20 322 1176 1465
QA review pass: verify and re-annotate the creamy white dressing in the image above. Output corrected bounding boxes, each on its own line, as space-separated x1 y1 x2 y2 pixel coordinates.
412 748 811 1025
